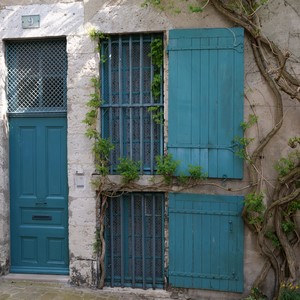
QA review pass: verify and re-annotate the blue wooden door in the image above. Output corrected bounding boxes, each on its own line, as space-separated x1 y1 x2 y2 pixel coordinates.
10 117 69 274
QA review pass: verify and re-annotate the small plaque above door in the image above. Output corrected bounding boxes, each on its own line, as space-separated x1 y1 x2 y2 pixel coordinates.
22 15 40 29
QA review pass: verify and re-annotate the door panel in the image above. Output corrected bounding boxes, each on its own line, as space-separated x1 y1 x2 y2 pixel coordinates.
10 117 69 274
169 193 244 293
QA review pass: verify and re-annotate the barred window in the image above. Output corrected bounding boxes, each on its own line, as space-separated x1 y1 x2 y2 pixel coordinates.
105 193 165 288
101 34 164 174
6 39 67 114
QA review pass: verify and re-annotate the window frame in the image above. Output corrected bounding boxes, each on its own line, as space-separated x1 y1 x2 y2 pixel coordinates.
105 192 165 289
100 33 164 175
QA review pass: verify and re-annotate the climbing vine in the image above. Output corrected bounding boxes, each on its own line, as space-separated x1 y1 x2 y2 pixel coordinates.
84 30 211 289
86 2 300 296
233 113 258 162
147 37 164 124
142 1 300 299
163 1 300 299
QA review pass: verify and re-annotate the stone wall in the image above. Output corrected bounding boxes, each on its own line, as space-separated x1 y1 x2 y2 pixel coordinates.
66 32 99 286
0 39 9 275
0 1 99 286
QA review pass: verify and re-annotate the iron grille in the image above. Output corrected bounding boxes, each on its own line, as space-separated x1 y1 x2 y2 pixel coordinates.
6 39 67 113
101 34 164 174
105 193 164 289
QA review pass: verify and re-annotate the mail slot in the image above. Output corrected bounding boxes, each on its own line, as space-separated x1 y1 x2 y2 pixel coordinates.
32 215 52 221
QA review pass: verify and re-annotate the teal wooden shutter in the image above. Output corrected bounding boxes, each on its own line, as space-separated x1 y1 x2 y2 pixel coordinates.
168 28 244 178
169 193 244 292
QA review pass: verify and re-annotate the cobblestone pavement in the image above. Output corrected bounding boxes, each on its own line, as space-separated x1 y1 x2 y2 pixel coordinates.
0 278 184 300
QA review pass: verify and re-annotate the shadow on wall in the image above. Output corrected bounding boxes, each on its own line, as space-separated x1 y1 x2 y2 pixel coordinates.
0 2 83 40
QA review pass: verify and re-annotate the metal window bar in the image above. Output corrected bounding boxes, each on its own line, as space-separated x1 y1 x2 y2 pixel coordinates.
101 34 163 174
139 36 144 172
109 200 114 286
141 196 146 289
131 195 136 287
6 39 67 114
120 196 125 287
118 37 124 158
105 193 164 289
152 196 156 288
129 36 133 160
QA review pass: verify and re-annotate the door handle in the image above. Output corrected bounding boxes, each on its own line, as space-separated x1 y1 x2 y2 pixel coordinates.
229 220 233 232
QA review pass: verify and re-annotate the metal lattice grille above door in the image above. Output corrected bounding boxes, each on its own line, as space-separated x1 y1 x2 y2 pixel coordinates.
6 39 67 113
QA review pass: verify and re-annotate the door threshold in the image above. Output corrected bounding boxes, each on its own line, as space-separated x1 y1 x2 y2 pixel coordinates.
3 273 69 283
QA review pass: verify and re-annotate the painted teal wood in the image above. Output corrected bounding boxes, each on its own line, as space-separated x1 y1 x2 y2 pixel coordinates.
168 28 244 179
168 193 244 292
10 117 69 274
